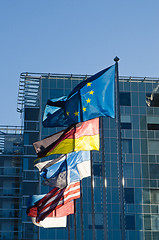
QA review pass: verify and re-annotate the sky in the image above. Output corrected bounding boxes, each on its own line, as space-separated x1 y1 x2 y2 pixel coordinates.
0 0 159 126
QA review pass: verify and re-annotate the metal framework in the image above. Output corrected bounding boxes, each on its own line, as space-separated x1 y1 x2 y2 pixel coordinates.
17 72 159 115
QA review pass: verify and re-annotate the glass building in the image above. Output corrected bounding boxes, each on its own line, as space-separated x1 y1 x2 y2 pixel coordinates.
0 126 23 240
16 71 159 240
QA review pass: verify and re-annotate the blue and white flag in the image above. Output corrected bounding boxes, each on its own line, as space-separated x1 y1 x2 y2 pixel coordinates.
35 151 91 188
42 64 115 127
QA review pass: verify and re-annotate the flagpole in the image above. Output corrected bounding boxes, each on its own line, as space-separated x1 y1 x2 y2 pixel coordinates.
100 117 108 240
74 199 77 240
80 182 84 240
68 215 70 240
114 56 126 240
90 151 96 240
39 75 42 240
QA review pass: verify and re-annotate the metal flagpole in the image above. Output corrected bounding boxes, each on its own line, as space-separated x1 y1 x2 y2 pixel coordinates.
100 117 108 240
68 215 70 240
74 199 77 240
114 56 126 240
80 182 84 240
90 151 96 240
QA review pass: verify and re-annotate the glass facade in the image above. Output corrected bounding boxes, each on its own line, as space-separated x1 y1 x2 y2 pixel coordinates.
0 126 23 240
16 72 159 240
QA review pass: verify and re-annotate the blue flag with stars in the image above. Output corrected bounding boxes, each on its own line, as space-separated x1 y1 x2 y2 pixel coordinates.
43 64 115 127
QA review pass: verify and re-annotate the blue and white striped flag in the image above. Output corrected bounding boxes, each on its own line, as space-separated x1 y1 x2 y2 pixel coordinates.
35 151 91 189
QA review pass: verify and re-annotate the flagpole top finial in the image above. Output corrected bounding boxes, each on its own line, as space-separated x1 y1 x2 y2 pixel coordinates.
114 56 120 62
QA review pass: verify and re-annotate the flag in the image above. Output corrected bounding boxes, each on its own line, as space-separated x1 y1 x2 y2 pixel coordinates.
33 118 99 159
31 181 80 222
35 151 91 188
27 198 74 218
36 182 80 222
43 96 71 127
31 216 67 228
42 64 115 128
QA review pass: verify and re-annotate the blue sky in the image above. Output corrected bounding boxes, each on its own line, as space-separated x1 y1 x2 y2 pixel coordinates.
0 0 159 126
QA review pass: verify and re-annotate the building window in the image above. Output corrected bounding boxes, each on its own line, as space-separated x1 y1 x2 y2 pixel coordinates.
124 188 134 204
121 115 131 130
121 123 131 129
123 163 133 178
24 146 35 155
23 158 28 170
125 215 135 230
151 215 159 230
150 189 159 204
148 141 159 155
148 124 159 130
122 139 132 153
24 121 39 131
24 108 39 121
93 163 102 177
23 182 39 195
150 164 159 179
147 116 159 130
120 92 131 106
88 213 104 229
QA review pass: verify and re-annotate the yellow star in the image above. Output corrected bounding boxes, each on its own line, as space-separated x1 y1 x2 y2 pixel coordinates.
74 111 79 116
86 98 91 103
66 111 69 116
89 90 94 95
83 107 86 112
87 82 92 87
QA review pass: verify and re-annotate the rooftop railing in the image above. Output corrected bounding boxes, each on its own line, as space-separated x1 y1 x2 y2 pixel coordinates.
17 72 159 114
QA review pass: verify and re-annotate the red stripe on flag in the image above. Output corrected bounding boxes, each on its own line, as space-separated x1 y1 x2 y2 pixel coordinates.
48 200 74 218
39 181 80 209
48 118 99 153
33 118 99 158
28 200 75 218
39 185 80 213
38 182 80 214
36 182 80 222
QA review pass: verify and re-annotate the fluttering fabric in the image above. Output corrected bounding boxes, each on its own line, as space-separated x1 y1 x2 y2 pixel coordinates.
35 151 91 188
42 65 115 127
33 118 99 159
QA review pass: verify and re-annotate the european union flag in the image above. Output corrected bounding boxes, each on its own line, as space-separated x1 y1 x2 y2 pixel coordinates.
43 64 115 127
43 96 72 127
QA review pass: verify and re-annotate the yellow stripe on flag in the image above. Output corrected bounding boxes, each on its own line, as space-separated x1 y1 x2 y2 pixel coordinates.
45 134 99 156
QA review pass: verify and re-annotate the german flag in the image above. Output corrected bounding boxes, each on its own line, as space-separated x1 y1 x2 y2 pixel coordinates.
33 118 99 159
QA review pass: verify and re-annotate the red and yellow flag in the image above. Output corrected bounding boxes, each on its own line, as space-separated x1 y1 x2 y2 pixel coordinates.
33 118 99 159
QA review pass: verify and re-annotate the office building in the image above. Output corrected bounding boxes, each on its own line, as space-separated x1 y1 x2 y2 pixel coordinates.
16 71 159 240
0 126 23 240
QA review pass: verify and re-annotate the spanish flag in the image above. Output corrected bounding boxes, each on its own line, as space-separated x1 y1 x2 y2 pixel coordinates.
33 118 99 159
